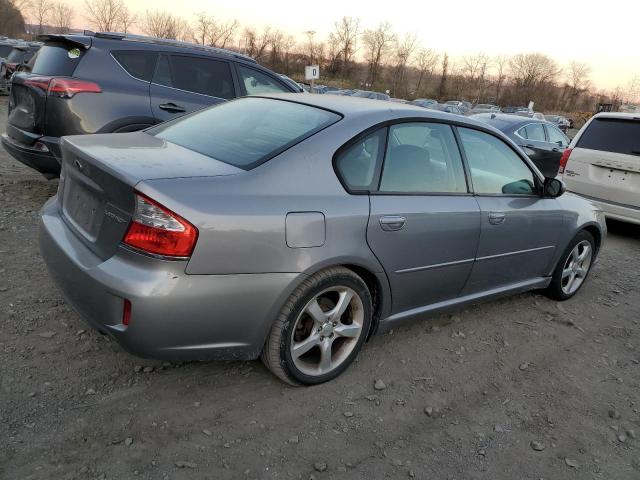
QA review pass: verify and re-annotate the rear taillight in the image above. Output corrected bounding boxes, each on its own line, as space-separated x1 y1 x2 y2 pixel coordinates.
122 299 132 326
123 193 198 258
558 148 573 174
48 78 101 98
23 76 101 98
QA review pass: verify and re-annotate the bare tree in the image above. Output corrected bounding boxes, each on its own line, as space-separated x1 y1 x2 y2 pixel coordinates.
84 0 125 32
193 11 212 45
509 53 561 103
330 16 360 79
392 33 417 96
31 0 50 34
362 21 396 87
1 0 26 37
141 10 188 40
414 48 438 95
438 52 449 99
52 1 73 33
117 5 136 33
494 55 508 103
564 61 591 110
461 52 490 101
208 19 239 48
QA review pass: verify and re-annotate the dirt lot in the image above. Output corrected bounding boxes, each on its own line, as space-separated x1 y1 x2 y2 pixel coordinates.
1 95 639 480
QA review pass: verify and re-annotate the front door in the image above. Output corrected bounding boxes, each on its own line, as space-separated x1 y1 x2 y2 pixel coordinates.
365 122 481 313
150 54 236 122
456 127 564 294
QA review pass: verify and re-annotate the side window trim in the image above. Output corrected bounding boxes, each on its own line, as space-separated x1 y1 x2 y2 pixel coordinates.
151 54 235 100
375 121 471 196
332 126 388 195
454 125 543 198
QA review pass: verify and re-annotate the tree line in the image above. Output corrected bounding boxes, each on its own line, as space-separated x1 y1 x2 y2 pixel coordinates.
3 0 640 111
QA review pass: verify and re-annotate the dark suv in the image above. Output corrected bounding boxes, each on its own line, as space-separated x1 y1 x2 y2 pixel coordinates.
2 32 301 177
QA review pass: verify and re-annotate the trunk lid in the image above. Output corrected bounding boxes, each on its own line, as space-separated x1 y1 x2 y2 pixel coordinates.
58 132 243 260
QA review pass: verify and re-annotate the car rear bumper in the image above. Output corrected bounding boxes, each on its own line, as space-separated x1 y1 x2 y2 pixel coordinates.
575 193 640 225
1 133 61 177
39 197 300 361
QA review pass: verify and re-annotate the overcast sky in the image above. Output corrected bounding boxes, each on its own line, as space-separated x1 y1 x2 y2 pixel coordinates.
68 0 639 91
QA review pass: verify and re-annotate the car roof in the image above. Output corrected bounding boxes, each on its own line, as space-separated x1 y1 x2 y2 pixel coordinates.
39 32 257 64
470 112 552 131
592 112 640 120
260 93 490 128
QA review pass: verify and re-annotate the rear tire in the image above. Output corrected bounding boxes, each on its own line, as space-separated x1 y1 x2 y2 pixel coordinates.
261 267 372 386
544 230 595 301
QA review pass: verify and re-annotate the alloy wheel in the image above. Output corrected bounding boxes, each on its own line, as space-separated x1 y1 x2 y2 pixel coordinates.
561 240 592 295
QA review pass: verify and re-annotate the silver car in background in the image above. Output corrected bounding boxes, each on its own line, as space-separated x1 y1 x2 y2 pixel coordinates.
40 94 606 385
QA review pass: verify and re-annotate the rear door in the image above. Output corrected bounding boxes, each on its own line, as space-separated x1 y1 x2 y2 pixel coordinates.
516 122 558 177
564 117 640 208
150 54 236 122
365 122 481 314
543 123 570 176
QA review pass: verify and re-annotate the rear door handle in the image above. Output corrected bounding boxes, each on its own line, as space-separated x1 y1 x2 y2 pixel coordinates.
379 215 406 231
159 102 186 113
488 212 506 225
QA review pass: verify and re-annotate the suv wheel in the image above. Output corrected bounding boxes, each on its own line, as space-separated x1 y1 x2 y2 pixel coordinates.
261 267 372 386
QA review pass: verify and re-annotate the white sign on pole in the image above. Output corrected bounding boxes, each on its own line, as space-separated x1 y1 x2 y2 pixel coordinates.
528 101 535 112
305 65 320 80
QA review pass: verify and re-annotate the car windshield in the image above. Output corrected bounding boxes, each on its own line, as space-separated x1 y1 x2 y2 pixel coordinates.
0 44 14 57
148 98 341 170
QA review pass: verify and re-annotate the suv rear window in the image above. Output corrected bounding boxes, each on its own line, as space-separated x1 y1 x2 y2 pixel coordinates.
30 42 85 76
112 51 157 82
0 45 14 57
148 97 341 170
577 118 640 156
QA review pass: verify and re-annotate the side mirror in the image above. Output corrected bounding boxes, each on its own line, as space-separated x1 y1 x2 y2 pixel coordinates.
543 177 565 198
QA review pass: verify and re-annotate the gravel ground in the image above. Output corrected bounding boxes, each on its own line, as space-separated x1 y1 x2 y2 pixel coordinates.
1 96 640 480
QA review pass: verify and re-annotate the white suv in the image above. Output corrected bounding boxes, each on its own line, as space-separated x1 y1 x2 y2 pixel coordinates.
559 112 640 224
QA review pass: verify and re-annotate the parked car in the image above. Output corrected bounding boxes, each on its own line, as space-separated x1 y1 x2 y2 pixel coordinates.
559 112 640 224
389 98 409 104
39 94 605 385
429 103 463 115
471 113 570 177
502 106 529 114
0 38 20 59
277 73 305 93
410 98 438 108
325 89 354 96
469 103 500 115
545 115 571 133
1 32 299 178
351 89 390 101
0 43 41 93
446 100 471 113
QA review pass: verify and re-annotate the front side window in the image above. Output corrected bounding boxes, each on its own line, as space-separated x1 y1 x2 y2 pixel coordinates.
238 65 289 95
334 129 385 191
379 123 467 193
149 98 340 170
459 127 536 195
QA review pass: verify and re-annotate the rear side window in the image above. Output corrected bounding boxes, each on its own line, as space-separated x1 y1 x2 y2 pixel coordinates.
153 55 235 99
334 129 386 191
238 65 289 95
7 49 28 63
577 118 640 156
149 97 341 170
520 123 545 142
30 42 85 76
112 51 157 82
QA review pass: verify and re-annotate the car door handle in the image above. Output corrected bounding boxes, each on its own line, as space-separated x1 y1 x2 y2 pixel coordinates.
523 144 536 149
552 147 560 152
159 103 186 113
488 212 506 225
379 216 406 231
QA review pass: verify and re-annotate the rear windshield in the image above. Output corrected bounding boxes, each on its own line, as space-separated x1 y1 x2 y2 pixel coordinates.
7 48 28 63
0 45 14 57
30 42 85 76
577 118 640 156
149 98 341 170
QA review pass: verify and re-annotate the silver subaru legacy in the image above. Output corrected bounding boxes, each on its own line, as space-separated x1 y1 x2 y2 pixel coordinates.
40 94 606 385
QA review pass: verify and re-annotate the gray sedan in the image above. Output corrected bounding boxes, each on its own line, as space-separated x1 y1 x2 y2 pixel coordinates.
40 94 606 385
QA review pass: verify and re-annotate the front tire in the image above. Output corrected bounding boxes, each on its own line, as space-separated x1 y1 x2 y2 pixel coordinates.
261 267 372 386
544 230 595 301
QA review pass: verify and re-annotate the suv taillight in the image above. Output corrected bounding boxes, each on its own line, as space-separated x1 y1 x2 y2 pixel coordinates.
23 76 101 98
123 193 198 258
558 148 573 174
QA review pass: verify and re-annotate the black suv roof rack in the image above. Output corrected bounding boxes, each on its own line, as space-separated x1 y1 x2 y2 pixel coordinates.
93 31 257 63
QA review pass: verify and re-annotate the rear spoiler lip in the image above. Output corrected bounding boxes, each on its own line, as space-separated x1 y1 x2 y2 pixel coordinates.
37 34 92 49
